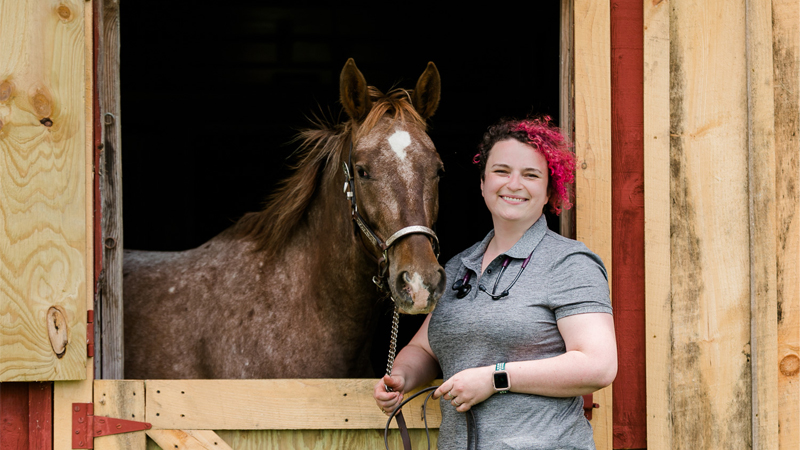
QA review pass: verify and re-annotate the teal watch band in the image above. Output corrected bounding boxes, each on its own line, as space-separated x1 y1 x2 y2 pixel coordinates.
493 362 510 393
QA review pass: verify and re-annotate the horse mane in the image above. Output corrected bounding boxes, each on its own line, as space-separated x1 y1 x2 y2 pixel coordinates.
233 86 428 257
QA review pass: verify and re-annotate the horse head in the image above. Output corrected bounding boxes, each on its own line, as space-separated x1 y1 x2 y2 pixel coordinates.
340 59 445 314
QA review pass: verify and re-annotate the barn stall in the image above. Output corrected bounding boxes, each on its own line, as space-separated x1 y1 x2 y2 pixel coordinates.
0 0 798 449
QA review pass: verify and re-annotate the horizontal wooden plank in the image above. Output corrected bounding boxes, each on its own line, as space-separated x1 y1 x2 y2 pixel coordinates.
145 379 442 430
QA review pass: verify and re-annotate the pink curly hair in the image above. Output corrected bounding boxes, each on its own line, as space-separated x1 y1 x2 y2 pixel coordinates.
474 116 576 215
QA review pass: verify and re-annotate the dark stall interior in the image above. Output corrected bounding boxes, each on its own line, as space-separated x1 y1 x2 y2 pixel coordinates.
121 2 562 376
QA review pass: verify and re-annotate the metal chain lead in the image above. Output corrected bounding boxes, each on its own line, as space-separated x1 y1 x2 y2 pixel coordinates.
385 303 401 377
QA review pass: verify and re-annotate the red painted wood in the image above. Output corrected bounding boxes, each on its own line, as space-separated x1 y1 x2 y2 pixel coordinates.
27 383 52 450
610 0 646 448
1 383 30 450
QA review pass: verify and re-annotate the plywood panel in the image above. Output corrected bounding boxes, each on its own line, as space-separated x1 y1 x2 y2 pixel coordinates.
573 1 612 448
0 0 89 381
145 379 441 431
643 0 672 449
670 2 753 449
771 0 800 448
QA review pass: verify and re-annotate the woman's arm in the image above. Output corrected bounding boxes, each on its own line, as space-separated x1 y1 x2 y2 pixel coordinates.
373 314 441 414
434 312 617 412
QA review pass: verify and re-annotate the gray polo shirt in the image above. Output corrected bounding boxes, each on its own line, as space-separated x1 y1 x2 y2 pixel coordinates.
429 215 612 449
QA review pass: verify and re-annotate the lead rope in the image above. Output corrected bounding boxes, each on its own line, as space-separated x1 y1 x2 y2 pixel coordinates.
384 304 415 450
383 304 477 450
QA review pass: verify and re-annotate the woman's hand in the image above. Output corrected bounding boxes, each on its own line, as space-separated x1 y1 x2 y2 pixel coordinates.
373 374 406 415
432 365 495 412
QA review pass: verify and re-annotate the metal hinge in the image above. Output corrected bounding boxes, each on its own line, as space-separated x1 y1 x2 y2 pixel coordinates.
582 393 600 420
72 403 152 449
86 311 94 358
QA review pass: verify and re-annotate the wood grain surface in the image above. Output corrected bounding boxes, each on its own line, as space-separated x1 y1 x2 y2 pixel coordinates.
0 0 89 381
772 0 800 448
669 2 753 448
644 0 672 448
574 1 612 448
145 379 441 430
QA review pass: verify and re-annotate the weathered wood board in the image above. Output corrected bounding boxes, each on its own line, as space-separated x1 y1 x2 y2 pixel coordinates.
644 0 671 448
0 0 90 381
772 0 800 448
144 379 441 430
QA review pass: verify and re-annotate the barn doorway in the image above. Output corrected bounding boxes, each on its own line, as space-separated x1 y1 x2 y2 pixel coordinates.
119 1 564 377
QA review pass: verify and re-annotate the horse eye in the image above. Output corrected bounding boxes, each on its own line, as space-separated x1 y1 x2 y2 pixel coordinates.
437 168 446 179
356 167 370 179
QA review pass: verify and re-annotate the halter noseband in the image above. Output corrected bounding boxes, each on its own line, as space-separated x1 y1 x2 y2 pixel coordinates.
342 143 440 292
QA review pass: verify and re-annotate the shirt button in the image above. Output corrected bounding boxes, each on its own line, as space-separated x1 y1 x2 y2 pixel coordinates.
487 269 492 273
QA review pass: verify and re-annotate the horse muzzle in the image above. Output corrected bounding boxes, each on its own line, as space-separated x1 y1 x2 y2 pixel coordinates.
388 237 446 314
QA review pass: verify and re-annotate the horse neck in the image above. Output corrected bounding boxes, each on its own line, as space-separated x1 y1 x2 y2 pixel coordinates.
297 160 381 305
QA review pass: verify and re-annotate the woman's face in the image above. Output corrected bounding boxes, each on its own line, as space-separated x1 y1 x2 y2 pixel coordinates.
481 139 550 229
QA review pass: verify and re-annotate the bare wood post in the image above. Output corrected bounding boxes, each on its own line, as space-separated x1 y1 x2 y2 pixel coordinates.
559 0 575 239
745 0 779 447
771 0 800 448
96 0 124 379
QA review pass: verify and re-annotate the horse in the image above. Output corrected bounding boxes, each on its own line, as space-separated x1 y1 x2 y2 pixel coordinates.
123 59 446 379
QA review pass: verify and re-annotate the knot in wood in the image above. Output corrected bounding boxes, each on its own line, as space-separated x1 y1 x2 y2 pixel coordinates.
780 354 799 377
57 5 72 20
0 80 12 102
47 306 69 358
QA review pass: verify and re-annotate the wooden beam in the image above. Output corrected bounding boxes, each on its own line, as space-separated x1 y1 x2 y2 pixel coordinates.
144 379 441 431
213 429 438 450
669 2 753 448
573 1 612 449
147 430 231 450
644 0 671 448
559 0 575 239
95 0 125 380
94 380 146 450
610 0 646 447
771 0 800 448
745 0 779 447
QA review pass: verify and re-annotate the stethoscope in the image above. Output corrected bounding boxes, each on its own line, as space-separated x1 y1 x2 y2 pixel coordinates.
451 249 535 300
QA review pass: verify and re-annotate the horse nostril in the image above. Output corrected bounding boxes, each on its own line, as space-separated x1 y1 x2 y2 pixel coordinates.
401 271 412 285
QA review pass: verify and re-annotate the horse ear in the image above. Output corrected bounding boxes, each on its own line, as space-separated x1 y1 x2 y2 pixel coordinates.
412 62 441 120
340 58 372 121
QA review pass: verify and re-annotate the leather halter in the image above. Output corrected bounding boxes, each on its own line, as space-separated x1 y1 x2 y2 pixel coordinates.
342 142 440 292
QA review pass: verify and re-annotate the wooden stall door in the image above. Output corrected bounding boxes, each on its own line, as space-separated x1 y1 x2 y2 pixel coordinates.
0 0 92 382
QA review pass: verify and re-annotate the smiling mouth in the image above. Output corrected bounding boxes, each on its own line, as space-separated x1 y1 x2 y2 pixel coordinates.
500 196 528 203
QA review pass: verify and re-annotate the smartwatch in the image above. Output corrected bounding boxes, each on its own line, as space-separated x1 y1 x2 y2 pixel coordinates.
492 362 510 394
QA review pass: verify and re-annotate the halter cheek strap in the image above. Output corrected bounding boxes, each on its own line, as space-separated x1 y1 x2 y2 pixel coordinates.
342 142 440 292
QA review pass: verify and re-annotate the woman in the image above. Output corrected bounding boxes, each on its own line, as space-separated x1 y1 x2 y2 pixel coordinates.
373 117 617 449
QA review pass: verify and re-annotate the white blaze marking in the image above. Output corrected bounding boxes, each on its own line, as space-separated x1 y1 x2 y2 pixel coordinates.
408 272 430 310
388 130 412 160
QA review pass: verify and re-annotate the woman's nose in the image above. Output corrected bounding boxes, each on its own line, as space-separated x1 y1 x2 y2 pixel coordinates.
507 172 522 189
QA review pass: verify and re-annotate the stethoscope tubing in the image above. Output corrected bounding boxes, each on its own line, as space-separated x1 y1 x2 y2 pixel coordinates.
451 250 535 300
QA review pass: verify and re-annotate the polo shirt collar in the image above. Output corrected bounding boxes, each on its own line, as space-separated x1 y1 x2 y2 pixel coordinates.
461 215 548 273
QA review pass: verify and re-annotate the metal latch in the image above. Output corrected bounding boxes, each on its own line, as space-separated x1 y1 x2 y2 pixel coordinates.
72 403 152 449
582 393 600 420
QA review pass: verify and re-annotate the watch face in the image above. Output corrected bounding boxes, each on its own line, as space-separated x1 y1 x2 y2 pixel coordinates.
493 372 510 390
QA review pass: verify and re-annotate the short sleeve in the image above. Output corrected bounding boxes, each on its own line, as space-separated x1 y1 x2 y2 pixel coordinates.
547 246 612 320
